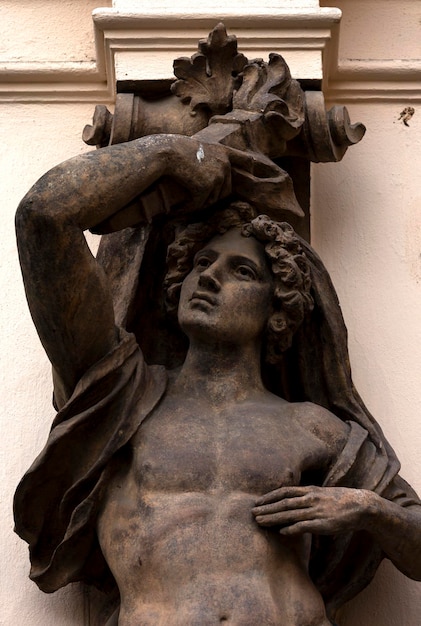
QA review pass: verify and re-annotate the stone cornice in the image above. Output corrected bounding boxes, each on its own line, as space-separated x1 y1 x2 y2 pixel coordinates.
325 59 421 104
0 8 340 102
0 9 420 103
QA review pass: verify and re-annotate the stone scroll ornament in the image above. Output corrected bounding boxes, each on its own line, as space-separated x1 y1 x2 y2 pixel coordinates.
14 24 421 626
84 23 365 227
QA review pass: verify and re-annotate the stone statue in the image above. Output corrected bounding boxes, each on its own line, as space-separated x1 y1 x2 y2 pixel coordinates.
14 26 421 626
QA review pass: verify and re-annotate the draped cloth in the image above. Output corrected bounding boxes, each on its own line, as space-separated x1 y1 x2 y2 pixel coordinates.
13 224 421 620
14 330 167 594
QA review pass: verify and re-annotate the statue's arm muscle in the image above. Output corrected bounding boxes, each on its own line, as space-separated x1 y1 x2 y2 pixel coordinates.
16 136 231 400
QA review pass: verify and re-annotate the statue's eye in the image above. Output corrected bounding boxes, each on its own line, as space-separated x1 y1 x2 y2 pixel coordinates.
195 256 211 270
235 265 256 280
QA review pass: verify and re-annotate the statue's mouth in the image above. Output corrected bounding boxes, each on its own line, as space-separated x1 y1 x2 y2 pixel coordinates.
190 292 217 306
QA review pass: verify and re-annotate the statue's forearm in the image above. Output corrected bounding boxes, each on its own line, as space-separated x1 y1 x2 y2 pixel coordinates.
253 483 421 581
364 493 421 580
18 136 169 232
18 133 234 235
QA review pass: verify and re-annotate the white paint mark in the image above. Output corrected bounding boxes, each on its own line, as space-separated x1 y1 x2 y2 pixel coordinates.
196 144 205 163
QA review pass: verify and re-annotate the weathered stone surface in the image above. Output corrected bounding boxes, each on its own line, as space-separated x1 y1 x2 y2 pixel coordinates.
14 25 421 626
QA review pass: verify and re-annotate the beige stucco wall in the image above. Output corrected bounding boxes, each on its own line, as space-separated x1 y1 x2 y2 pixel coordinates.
313 2 421 622
311 104 421 626
1 1 419 624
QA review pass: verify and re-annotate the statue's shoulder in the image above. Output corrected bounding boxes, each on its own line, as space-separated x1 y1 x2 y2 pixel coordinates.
259 392 349 437
287 399 351 456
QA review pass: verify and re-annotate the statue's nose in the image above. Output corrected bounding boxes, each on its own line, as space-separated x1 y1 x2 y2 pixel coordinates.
198 269 221 293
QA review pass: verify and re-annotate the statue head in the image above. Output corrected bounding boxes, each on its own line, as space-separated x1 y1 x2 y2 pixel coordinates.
164 202 314 363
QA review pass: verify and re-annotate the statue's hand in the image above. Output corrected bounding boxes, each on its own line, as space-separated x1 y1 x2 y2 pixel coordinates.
159 134 233 212
162 136 302 217
252 486 378 536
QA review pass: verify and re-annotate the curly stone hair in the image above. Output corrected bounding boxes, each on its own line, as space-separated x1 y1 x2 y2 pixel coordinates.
164 202 314 363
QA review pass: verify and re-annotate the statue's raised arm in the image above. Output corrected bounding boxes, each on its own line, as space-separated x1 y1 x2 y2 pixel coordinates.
15 135 232 404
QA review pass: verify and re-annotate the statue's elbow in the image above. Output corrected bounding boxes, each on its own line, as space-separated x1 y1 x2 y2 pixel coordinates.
15 194 38 241
16 190 60 242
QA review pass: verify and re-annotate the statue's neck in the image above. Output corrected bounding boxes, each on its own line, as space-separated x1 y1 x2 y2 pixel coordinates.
173 341 265 404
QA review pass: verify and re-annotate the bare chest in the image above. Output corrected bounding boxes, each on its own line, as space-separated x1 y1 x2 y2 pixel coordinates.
130 398 328 495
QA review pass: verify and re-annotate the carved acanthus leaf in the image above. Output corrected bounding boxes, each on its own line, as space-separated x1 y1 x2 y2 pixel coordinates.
171 23 248 116
233 54 305 141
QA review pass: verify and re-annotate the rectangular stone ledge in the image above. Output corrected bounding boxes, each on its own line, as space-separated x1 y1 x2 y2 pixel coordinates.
0 82 111 104
0 62 99 83
112 44 328 84
0 7 338 102
346 60 421 81
324 59 421 103
113 1 323 9
1 6 420 104
93 7 343 89
0 62 110 103
93 7 343 25
325 81 421 104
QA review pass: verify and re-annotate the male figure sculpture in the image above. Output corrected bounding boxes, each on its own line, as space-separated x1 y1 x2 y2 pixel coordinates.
14 132 421 625
13 23 421 626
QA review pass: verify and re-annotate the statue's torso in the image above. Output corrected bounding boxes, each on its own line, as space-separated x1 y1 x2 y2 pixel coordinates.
97 389 339 625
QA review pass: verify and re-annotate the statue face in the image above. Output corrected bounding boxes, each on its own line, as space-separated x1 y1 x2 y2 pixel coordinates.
178 228 273 346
